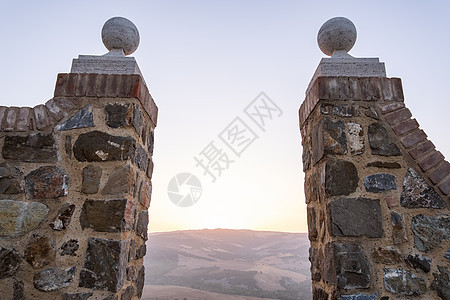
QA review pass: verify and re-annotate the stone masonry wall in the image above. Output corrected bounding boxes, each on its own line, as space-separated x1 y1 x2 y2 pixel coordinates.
300 77 449 300
0 73 157 299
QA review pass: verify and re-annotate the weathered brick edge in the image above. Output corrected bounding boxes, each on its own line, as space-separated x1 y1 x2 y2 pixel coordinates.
299 76 450 198
0 73 158 132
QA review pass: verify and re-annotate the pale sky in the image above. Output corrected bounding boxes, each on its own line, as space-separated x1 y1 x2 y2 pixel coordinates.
0 1 449 233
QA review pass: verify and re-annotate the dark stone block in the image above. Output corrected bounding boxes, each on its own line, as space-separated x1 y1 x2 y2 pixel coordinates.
147 129 154 155
411 214 449 252
309 247 322 282
80 199 129 232
329 197 382 237
333 243 371 289
13 280 24 300
0 248 22 279
341 294 377 300
60 239 79 256
49 203 75 231
320 103 359 117
312 287 329 300
307 207 318 240
63 292 93 300
102 166 131 195
127 265 137 281
136 266 145 298
65 135 72 159
431 266 450 300
302 144 311 172
365 107 379 120
133 105 143 136
365 173 397 192
135 243 146 259
366 161 401 169
81 165 102 194
128 239 136 262
312 118 347 164
73 131 136 162
121 285 134 300
57 105 94 131
105 103 132 128
25 166 68 199
401 168 446 209
383 268 427 295
368 123 401 156
391 212 408 245
325 159 358 196
3 133 57 162
136 211 149 240
79 238 127 292
445 249 450 260
33 267 76 292
24 234 55 268
0 163 22 194
372 246 402 265
405 254 431 273
139 180 152 209
134 145 149 171
0 200 49 237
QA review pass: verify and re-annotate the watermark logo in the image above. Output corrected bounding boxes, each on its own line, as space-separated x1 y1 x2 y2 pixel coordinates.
167 173 202 207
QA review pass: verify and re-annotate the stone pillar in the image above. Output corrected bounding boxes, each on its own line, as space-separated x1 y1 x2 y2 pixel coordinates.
0 17 157 299
301 18 449 300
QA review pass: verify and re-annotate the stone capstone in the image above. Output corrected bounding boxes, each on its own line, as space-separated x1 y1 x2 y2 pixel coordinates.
431 266 450 300
121 285 134 300
411 214 450 252
33 267 76 292
80 199 131 232
49 203 75 231
368 123 401 156
105 103 132 128
102 166 131 195
24 234 55 269
372 246 402 265
0 200 49 237
2 133 57 162
25 166 68 199
136 211 149 240
347 122 364 155
62 292 93 300
81 165 102 194
341 294 377 300
405 254 431 273
136 266 145 298
73 131 136 162
0 248 22 279
383 268 427 295
401 168 446 209
60 239 79 256
329 197 382 237
56 105 94 131
79 238 127 292
0 163 22 194
324 159 358 196
364 173 397 193
312 118 347 164
13 280 25 300
391 212 408 244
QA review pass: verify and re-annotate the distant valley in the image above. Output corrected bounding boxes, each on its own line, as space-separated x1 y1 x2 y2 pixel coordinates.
143 229 312 300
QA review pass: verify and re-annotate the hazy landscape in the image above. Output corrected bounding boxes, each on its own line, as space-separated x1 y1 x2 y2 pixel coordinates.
143 229 312 300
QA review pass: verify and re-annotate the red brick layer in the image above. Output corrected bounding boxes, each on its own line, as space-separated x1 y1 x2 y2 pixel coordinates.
0 73 158 132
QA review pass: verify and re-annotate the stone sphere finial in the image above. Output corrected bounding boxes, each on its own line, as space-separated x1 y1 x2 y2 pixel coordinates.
317 17 357 56
101 17 140 56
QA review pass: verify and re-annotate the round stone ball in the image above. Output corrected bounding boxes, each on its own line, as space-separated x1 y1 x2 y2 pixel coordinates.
317 17 357 56
102 17 140 55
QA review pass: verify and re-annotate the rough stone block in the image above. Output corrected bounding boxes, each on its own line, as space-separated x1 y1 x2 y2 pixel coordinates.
372 246 402 264
0 248 22 279
347 122 364 155
365 106 379 120
81 165 102 194
62 292 93 300
13 280 25 300
33 267 76 292
33 104 53 130
105 103 132 128
309 247 323 282
312 287 329 300
3 133 57 162
133 105 143 135
411 214 449 252
136 211 149 241
312 118 347 164
134 145 149 171
56 105 94 131
135 244 146 259
383 268 426 295
80 199 132 232
49 203 75 231
102 166 131 195
341 293 377 300
121 285 134 300
329 197 383 237
0 200 49 237
24 234 55 268
405 254 431 273
79 238 127 292
368 123 401 156
25 166 68 199
324 159 359 196
139 180 152 209
320 103 359 117
431 266 450 300
366 161 401 169
307 206 318 240
364 173 397 193
60 239 79 256
401 168 445 209
391 212 408 244
136 266 145 298
73 131 136 162
0 163 22 194
332 243 371 289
